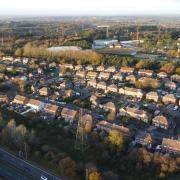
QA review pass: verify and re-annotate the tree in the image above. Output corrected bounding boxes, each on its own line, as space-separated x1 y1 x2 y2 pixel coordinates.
108 130 124 146
102 171 119 180
89 171 102 180
160 63 175 74
135 60 145 69
58 157 76 177
15 48 23 57
175 67 180 75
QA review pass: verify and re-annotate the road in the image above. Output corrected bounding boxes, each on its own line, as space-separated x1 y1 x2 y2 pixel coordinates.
0 147 61 180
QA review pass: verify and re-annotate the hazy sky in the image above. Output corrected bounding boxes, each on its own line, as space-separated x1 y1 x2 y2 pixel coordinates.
0 0 180 16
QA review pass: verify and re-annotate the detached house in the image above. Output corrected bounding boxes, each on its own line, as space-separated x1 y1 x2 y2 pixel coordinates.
135 131 153 147
101 101 116 112
86 65 94 71
0 95 9 103
105 66 116 73
152 115 169 130
98 72 110 80
13 95 29 105
39 87 49 96
146 91 159 102
61 107 78 123
126 74 136 84
96 81 107 91
161 138 180 155
44 104 59 116
96 65 105 72
87 80 97 88
86 71 98 79
165 81 176 90
74 65 83 71
157 72 167 79
76 71 87 78
90 94 98 106
162 94 176 104
107 84 118 93
112 73 123 81
27 99 44 111
171 74 180 82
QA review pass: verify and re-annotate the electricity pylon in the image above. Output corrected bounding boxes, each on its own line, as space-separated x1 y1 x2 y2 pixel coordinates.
75 109 89 152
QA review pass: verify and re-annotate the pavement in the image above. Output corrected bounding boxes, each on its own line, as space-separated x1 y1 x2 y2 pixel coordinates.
0 147 61 180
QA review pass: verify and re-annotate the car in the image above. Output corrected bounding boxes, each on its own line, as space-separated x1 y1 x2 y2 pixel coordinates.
173 106 178 111
40 175 48 180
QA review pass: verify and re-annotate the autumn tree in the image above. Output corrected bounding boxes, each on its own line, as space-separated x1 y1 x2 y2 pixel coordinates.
58 157 77 177
135 60 145 69
15 48 23 57
89 171 102 180
160 63 175 74
108 130 124 146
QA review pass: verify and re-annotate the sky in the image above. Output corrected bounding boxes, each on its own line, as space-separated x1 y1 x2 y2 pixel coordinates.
0 0 180 16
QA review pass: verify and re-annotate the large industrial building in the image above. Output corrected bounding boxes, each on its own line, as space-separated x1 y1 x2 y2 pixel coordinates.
92 39 119 50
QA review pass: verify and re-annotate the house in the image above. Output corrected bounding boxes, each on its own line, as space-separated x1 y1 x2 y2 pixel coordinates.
96 65 105 72
90 94 98 106
96 82 107 91
146 91 159 102
44 104 59 116
101 101 116 112
152 115 169 130
86 71 98 79
14 57 21 63
119 87 143 99
74 79 86 87
164 81 176 90
27 99 44 111
105 66 116 73
6 66 14 72
120 67 134 74
98 72 110 80
86 65 94 71
74 65 83 71
37 68 43 74
138 69 153 77
126 74 136 84
112 73 123 81
3 56 13 61
171 74 180 82
0 73 5 80
119 107 149 123
107 84 118 93
22 58 29 64
13 95 29 105
0 95 9 103
162 94 176 104
61 107 78 123
87 80 97 88
76 71 87 78
39 87 49 96
97 121 133 137
135 131 153 147
157 72 167 78
161 138 180 155
59 81 72 89
49 62 57 68
63 63 74 70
